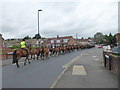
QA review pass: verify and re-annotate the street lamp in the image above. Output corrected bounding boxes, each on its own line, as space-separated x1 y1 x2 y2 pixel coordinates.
38 9 42 35
37 9 42 47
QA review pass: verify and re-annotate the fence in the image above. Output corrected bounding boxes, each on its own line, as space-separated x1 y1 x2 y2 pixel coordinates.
0 48 14 60
103 51 120 75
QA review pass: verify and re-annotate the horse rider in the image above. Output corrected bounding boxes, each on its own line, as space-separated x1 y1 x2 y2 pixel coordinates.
20 39 29 53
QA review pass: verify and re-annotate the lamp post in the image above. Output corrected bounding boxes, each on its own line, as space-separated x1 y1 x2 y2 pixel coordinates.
37 9 42 47
38 10 42 35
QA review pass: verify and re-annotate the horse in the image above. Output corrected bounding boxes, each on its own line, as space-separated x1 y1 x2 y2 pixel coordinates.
53 46 59 56
63 46 67 54
59 46 63 55
12 48 30 67
30 48 40 60
43 47 50 59
38 47 44 60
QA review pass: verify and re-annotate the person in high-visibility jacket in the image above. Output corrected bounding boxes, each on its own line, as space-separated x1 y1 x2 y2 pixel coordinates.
20 39 28 53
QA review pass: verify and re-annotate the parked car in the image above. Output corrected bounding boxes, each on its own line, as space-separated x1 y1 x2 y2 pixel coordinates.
112 46 120 55
98 45 102 48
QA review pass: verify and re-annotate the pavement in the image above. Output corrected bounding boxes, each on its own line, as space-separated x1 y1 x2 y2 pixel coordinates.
0 57 26 67
54 48 118 88
0 59 12 66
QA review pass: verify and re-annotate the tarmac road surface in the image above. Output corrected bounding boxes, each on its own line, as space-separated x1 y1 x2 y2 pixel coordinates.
2 48 89 88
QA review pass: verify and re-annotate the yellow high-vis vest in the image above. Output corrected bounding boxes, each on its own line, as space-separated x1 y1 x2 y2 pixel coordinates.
20 41 26 48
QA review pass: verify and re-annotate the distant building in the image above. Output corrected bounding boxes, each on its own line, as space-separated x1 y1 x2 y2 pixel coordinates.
40 36 76 46
0 34 4 48
76 38 94 45
116 33 120 46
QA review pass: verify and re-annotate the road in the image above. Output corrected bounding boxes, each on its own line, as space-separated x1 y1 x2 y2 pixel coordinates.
2 48 90 88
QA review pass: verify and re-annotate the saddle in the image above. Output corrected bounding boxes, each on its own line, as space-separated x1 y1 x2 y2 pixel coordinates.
21 48 29 53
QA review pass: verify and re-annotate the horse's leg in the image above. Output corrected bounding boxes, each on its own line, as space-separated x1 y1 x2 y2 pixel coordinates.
40 53 42 59
24 57 27 66
42 53 44 60
37 54 39 60
34 54 35 60
56 51 58 56
47 52 50 59
31 54 32 60
26 55 31 64
16 60 19 67
52 51 54 56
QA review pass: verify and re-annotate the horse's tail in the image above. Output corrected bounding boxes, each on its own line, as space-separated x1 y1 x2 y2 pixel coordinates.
13 50 17 63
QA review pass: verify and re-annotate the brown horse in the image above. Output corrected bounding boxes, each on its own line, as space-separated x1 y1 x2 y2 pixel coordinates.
30 48 40 60
59 46 63 55
38 48 44 59
63 46 67 54
43 47 50 59
53 46 59 56
13 48 30 67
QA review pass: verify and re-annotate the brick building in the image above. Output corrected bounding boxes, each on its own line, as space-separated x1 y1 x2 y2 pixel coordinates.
0 34 4 48
76 38 94 45
40 36 76 46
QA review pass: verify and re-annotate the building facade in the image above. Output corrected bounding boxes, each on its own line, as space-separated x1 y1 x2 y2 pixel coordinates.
0 34 4 48
40 36 76 46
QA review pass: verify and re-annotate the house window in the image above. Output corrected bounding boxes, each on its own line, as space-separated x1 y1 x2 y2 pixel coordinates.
56 40 60 43
63 39 69 43
41 40 43 43
51 40 54 43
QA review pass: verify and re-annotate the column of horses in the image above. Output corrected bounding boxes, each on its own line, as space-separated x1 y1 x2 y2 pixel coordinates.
13 44 94 67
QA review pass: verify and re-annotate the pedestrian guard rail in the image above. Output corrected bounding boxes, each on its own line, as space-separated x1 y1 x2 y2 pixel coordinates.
103 51 120 75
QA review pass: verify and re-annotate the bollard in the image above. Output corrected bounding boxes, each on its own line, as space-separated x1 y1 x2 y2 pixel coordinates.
109 56 111 70
103 51 106 67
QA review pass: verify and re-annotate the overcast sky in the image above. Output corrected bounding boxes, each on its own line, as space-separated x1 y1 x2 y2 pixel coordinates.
0 0 119 39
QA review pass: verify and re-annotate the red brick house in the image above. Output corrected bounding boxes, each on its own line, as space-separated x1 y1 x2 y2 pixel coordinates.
76 38 94 45
0 34 4 48
40 36 76 46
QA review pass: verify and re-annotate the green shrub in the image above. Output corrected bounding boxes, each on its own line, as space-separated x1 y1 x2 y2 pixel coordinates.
8 45 20 49
112 53 120 56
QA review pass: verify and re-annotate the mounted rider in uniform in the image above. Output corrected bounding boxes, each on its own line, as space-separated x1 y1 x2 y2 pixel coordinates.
20 39 29 53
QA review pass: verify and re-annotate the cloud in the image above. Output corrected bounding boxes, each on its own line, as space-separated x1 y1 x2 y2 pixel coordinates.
1 0 119 39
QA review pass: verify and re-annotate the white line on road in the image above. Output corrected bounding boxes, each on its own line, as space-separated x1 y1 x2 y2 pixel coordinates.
62 54 83 68
92 56 97 58
94 59 100 61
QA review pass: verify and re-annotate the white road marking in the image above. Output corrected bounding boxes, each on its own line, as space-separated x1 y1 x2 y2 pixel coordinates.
94 59 100 61
51 54 84 88
62 54 82 68
92 56 97 58
72 65 87 75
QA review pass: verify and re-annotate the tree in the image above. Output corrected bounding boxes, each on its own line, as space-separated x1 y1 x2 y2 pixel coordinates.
103 33 116 46
23 35 31 40
81 37 84 39
88 37 91 39
33 33 41 39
